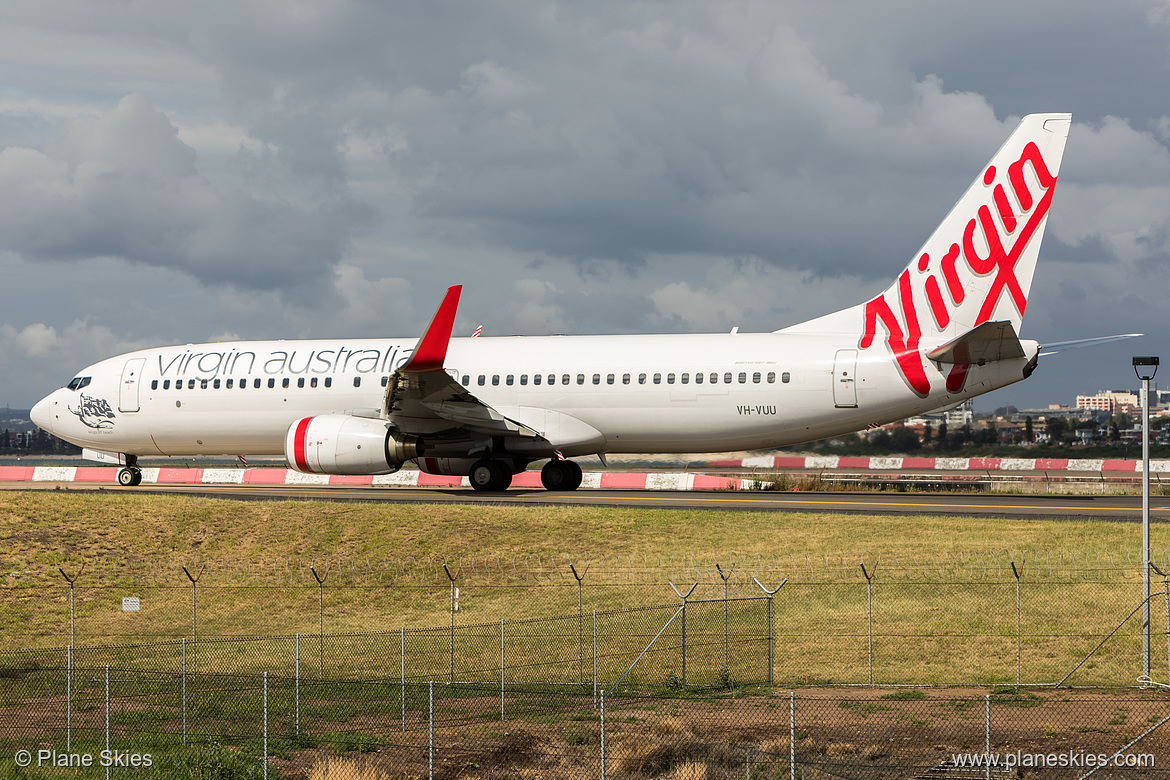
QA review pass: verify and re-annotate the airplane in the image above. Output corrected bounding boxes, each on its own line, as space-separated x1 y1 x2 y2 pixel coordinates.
32 113 1113 491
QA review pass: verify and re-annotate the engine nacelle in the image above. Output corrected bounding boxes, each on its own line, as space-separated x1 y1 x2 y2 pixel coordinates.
286 415 422 475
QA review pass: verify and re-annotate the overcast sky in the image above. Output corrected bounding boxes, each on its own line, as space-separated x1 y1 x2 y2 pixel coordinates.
2 1 1169 414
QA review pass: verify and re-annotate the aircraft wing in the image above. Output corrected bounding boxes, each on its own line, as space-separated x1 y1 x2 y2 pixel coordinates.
381 286 540 439
925 321 1026 365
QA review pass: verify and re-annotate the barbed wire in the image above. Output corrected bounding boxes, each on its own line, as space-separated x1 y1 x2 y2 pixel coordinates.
9 547 1170 588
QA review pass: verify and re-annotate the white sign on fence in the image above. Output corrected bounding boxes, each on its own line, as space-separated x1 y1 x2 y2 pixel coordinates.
122 597 140 612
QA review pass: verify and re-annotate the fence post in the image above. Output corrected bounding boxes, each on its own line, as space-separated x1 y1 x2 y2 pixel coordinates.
65 646 72 751
753 578 787 686
716 564 735 672
263 671 269 780
182 638 187 746
401 627 406 732
984 694 991 780
311 565 328 678
295 634 300 737
444 564 461 684
789 691 795 780
669 582 698 689
571 563 589 685
429 680 434 780
600 688 606 780
182 566 204 680
1011 561 1024 686
593 610 598 707
59 562 84 649
104 665 110 780
500 618 505 722
860 563 876 685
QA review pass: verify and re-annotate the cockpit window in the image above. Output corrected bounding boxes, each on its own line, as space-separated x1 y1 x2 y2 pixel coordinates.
66 376 91 391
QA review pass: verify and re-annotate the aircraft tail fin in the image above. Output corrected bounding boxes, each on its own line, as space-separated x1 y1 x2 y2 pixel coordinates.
780 113 1071 397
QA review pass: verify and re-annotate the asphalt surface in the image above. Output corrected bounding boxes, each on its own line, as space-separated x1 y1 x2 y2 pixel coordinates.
6 480 1170 520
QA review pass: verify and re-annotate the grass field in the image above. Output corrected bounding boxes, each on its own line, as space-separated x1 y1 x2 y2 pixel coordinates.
2 491 1168 688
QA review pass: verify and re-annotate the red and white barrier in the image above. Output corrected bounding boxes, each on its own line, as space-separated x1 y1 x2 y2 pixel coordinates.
707 455 1170 473
0 466 752 491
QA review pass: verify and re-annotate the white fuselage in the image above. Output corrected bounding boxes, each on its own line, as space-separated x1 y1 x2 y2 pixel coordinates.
31 330 1038 461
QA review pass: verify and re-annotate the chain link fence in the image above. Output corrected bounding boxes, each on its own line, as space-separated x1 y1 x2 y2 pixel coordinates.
5 664 1170 778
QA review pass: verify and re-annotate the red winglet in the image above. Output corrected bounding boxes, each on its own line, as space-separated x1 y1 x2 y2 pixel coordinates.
402 285 462 372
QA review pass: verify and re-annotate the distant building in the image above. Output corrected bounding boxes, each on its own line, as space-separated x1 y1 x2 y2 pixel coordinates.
1076 390 1140 415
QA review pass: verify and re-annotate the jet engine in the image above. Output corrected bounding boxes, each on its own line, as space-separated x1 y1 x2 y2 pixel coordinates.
285 414 422 475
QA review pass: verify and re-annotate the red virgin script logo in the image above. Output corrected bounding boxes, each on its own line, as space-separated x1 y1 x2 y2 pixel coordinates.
859 141 1057 397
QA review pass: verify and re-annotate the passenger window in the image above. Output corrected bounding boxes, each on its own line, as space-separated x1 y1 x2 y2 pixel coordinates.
562 374 570 385
753 372 761 384
639 373 647 385
240 378 247 388
213 379 221 389
592 374 600 385
667 373 675 384
548 375 556 385
782 372 791 384
681 373 689 384
381 376 389 387
576 374 585 385
695 373 703 385
738 372 747 384
297 378 305 388
266 378 273 388
311 377 318 388
461 376 469 387
354 377 362 388
282 378 290 389
723 373 732 384
622 373 631 384
326 377 332 388
478 375 486 386
653 373 662 384
711 373 718 384
163 380 170 390
200 380 209 389
520 374 528 386
767 372 776 384
226 379 233 389
151 380 159 390
506 375 514 386
492 375 500 386
533 374 542 386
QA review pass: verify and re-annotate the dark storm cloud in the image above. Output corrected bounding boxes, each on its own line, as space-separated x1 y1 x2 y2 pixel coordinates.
0 94 357 294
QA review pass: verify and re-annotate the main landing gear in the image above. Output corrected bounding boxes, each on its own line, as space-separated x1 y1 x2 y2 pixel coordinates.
469 458 513 492
466 457 583 492
117 455 142 486
540 459 582 491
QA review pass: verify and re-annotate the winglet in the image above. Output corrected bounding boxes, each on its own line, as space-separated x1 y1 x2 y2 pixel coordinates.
402 285 462 372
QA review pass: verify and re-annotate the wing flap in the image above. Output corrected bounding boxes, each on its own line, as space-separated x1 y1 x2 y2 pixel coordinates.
925 320 1025 365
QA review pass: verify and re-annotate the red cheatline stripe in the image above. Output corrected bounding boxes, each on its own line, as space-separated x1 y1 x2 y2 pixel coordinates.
293 417 313 473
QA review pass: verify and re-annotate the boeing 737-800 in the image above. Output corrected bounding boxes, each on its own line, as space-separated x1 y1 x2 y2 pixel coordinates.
32 113 1093 491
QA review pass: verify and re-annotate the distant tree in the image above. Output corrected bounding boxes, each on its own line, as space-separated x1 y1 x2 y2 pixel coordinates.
937 421 949 450
889 426 921 452
922 422 933 446
869 429 892 450
1046 417 1067 444
1024 416 1034 443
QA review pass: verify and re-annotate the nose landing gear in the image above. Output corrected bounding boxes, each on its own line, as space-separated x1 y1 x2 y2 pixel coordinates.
116 455 142 487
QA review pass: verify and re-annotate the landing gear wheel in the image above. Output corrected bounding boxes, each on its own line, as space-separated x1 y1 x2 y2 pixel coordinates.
541 459 582 491
117 467 142 487
469 459 511 492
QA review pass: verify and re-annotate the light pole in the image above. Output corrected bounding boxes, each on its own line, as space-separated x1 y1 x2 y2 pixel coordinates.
1134 356 1159 679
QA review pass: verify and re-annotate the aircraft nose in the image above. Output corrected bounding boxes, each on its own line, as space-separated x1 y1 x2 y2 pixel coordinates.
30 393 55 433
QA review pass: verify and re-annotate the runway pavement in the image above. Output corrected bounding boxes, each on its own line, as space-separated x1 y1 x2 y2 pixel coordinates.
6 479 1170 520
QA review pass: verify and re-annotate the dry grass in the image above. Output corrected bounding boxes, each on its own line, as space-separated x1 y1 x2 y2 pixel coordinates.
1 491 1165 685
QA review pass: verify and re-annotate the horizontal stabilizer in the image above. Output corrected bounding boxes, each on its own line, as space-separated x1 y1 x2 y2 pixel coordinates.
1039 333 1143 357
926 321 1025 365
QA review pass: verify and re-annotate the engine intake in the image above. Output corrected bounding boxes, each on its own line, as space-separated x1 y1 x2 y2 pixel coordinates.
285 414 422 475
